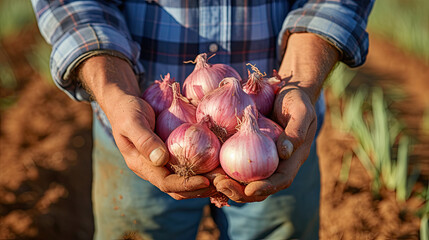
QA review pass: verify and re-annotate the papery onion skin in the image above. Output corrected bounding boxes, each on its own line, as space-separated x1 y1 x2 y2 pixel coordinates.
142 73 175 116
268 69 286 95
183 53 241 106
210 193 230 208
258 114 283 142
242 64 275 116
167 121 221 177
220 106 279 183
156 82 197 141
196 77 256 141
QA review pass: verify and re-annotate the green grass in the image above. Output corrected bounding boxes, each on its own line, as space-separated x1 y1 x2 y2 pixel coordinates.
423 108 429 135
26 36 53 84
368 0 429 62
0 0 53 111
0 45 18 110
421 185 429 240
0 0 35 39
326 63 420 201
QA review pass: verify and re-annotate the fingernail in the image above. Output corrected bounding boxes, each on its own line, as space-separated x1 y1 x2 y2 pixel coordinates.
198 179 210 188
280 139 293 159
220 188 232 197
149 147 166 166
254 190 263 196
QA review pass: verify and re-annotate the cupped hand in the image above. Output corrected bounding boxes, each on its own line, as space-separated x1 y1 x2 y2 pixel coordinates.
213 86 317 203
79 55 215 200
212 33 339 203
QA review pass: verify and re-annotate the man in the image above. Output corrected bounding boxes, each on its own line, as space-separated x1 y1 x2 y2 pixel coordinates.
32 0 373 239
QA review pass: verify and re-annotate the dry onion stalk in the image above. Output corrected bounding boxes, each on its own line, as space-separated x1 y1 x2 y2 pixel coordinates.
142 73 175 116
156 82 196 141
183 53 241 106
242 64 275 116
166 116 221 178
196 77 256 142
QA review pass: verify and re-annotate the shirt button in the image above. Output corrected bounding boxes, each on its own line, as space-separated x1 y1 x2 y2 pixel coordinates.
209 43 218 53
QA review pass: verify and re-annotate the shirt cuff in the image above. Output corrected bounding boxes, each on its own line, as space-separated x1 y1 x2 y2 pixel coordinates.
50 23 144 101
278 2 370 68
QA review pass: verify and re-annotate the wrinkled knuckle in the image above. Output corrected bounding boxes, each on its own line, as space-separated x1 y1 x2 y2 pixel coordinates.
136 134 157 152
256 196 268 202
182 180 193 191
124 159 140 173
231 194 244 202
121 117 136 131
284 179 294 189
158 185 170 193
170 194 184 200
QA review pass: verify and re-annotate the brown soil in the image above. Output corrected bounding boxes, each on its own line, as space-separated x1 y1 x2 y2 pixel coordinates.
0 28 427 239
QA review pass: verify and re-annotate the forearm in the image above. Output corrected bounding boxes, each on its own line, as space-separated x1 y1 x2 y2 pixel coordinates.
32 0 143 102
277 33 340 104
77 55 140 109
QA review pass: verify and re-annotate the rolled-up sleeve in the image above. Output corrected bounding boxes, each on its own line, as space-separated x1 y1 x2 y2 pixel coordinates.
279 0 374 67
31 0 144 101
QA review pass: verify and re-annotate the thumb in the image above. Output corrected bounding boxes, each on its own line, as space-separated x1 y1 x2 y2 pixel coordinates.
277 106 314 160
125 118 169 167
276 133 294 160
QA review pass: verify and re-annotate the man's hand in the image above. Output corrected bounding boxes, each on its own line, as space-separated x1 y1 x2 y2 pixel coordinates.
212 86 317 203
214 33 340 202
78 55 215 200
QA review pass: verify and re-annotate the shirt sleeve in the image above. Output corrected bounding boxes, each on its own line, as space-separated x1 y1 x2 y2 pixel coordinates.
279 0 375 67
31 0 144 101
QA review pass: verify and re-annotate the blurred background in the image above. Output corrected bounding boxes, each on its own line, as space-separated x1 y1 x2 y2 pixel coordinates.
0 0 428 239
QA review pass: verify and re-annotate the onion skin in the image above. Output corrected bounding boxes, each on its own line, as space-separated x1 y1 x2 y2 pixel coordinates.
166 121 221 177
156 82 197 141
258 114 283 142
268 69 286 95
142 73 175 116
183 53 241 106
210 193 230 208
220 106 279 183
196 77 256 141
242 65 275 116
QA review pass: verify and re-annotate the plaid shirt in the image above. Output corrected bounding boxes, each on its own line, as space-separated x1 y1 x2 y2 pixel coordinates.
33 0 373 102
33 0 373 136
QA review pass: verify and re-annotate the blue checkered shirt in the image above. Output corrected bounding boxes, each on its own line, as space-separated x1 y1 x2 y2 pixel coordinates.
32 0 373 100
32 0 373 135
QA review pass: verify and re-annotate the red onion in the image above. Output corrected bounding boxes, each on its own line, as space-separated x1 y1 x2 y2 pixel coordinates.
220 106 279 183
142 73 175 116
258 114 283 142
183 53 241 106
210 193 230 208
267 69 285 94
242 64 275 116
196 77 256 141
156 82 197 141
166 117 221 177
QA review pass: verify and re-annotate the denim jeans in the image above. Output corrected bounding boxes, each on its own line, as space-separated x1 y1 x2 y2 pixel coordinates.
91 113 321 240
91 92 325 239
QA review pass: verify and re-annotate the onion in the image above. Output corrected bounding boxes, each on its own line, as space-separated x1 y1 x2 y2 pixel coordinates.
183 53 241 106
142 73 175 116
166 117 221 177
267 69 286 94
242 64 275 116
258 113 283 142
196 77 256 141
210 193 230 208
156 82 197 141
220 105 279 183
